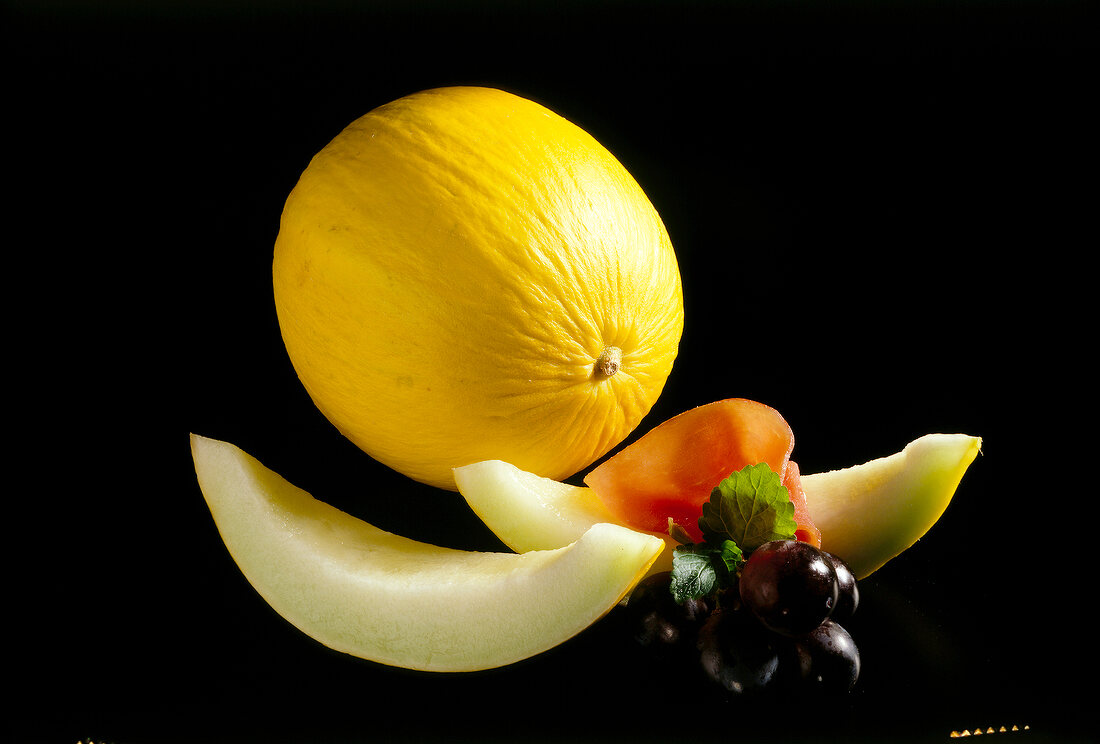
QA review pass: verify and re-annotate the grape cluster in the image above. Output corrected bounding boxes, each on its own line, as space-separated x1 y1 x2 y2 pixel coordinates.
624 540 861 697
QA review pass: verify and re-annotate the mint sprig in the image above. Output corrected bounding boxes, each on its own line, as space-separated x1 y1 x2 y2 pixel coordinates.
668 462 797 604
700 462 798 551
669 539 743 600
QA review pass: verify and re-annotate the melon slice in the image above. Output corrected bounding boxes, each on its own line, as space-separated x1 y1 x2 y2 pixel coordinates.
454 459 680 575
454 433 981 579
800 433 982 577
192 434 663 672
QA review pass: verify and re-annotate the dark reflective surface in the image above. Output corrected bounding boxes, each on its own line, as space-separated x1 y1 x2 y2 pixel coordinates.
12 2 1090 742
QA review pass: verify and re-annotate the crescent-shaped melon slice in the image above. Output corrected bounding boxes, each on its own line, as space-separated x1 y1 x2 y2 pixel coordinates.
800 433 982 577
191 434 663 672
454 459 679 575
454 433 981 579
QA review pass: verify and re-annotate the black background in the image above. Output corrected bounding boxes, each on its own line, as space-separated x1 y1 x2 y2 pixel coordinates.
9 1 1094 743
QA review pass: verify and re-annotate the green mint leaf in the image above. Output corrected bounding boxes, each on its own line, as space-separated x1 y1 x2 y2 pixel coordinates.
717 538 744 575
669 544 720 603
669 540 743 603
699 462 797 553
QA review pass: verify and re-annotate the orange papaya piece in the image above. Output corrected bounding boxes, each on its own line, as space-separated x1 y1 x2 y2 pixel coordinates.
583 398 819 546
783 461 821 548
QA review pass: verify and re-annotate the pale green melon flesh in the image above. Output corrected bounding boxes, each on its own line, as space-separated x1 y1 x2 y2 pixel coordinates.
453 459 678 574
800 433 982 578
455 433 982 580
192 434 663 672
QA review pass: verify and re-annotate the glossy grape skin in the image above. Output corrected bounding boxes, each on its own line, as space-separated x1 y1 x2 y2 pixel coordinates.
783 619 861 694
823 551 859 623
739 540 839 637
697 606 783 696
624 571 710 653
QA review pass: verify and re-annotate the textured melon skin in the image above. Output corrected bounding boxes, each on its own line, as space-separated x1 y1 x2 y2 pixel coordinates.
273 86 684 490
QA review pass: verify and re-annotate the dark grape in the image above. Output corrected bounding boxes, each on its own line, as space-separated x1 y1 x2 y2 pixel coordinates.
624 571 711 654
823 551 859 623
782 619 861 694
696 606 782 696
739 540 839 637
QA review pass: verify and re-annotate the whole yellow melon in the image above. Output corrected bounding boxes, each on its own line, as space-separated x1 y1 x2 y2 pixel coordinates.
273 86 683 490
